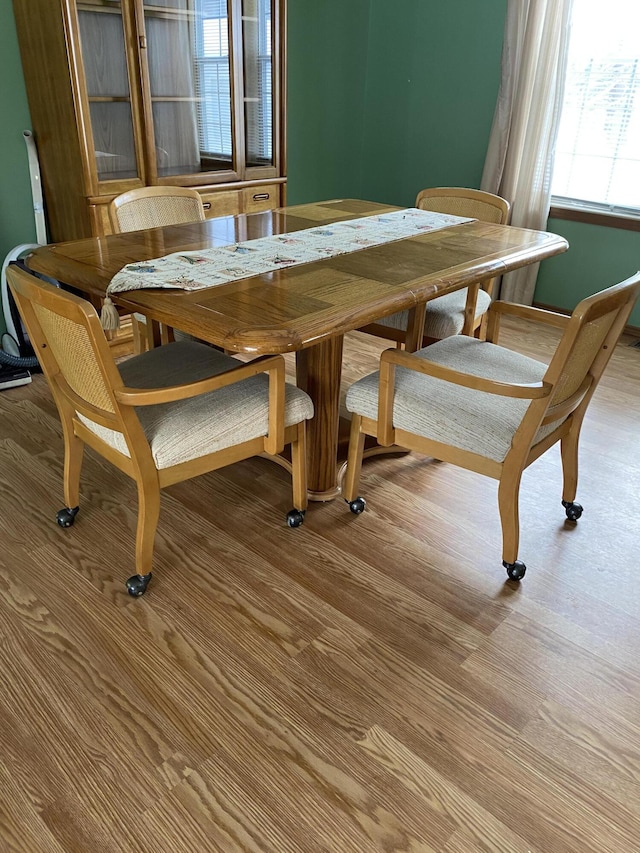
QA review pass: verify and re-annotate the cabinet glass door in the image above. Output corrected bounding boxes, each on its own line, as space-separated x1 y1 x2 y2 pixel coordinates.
76 0 141 181
143 0 234 177
242 0 274 168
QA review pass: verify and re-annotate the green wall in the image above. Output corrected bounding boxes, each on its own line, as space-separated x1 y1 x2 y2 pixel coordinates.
536 219 640 327
0 1 35 336
286 0 371 204
359 0 506 206
287 0 506 208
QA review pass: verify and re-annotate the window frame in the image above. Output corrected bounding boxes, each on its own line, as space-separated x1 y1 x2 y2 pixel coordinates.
550 3 640 232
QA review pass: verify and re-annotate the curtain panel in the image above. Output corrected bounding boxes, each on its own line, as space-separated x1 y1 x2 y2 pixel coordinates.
482 0 573 304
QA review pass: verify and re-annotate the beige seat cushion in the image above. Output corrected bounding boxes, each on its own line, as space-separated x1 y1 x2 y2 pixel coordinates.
79 341 313 469
377 288 492 339
346 336 564 463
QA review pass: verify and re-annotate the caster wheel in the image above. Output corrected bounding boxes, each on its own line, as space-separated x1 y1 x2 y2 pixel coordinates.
56 506 79 528
562 500 583 521
503 559 526 581
347 497 366 515
286 508 305 528
126 573 152 597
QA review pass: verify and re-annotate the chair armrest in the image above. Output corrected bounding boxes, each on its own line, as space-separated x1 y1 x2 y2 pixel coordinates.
486 301 569 343
380 348 551 399
114 354 284 405
115 354 286 455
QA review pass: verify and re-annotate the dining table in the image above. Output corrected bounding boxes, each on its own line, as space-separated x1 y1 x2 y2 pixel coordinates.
26 198 569 501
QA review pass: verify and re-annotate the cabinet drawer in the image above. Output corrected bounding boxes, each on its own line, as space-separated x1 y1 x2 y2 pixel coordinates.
199 190 242 219
243 185 280 213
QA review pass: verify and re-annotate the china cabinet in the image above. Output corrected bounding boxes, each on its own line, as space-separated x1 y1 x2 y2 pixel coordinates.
13 0 286 241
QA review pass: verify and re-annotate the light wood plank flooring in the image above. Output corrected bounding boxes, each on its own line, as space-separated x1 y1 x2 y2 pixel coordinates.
1 316 639 852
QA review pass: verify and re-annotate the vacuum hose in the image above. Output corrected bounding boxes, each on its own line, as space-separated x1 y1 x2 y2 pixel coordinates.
0 346 39 370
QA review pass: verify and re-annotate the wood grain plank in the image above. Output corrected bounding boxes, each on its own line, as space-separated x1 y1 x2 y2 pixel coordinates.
358 725 536 853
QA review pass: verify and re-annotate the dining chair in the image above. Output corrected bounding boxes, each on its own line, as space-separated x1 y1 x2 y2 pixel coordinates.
109 185 206 234
109 186 207 353
359 187 511 351
344 272 640 580
7 265 313 596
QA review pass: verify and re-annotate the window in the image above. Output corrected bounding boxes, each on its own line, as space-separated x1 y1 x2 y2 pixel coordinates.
194 0 233 160
193 0 273 165
551 0 640 217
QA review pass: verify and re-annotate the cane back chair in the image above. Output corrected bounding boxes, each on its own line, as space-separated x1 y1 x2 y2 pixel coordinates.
109 186 207 352
345 273 640 579
8 265 313 596
109 185 206 234
360 187 511 350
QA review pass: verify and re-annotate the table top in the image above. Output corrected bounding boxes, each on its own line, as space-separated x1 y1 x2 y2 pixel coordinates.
27 199 569 354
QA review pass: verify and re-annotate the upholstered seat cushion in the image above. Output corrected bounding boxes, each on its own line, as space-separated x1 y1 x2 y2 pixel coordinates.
377 288 493 339
346 336 564 463
79 341 313 469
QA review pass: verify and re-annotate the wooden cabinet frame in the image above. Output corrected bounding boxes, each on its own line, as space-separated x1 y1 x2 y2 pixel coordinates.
13 0 287 241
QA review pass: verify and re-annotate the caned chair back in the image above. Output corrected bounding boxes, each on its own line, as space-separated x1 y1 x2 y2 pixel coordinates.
415 187 510 225
534 276 640 426
109 186 206 234
7 267 138 441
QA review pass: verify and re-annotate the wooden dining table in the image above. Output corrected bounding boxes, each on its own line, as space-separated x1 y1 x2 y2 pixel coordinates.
26 198 569 500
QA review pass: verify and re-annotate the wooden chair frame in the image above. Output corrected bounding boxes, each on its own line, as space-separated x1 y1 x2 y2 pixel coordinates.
8 266 308 595
345 273 640 577
360 187 511 351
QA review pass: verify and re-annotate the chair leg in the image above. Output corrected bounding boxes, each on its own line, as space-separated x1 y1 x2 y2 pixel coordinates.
126 471 161 596
160 324 176 345
476 312 489 341
56 419 84 528
131 314 147 354
405 305 427 353
343 415 367 515
498 469 526 580
287 422 308 528
560 427 583 521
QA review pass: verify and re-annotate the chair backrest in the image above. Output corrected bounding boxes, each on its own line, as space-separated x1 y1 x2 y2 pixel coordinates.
109 186 206 234
415 187 510 225
6 266 137 439
543 273 640 415
504 273 640 459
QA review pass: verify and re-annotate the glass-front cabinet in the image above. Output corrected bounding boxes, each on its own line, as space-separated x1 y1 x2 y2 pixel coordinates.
77 0 142 182
13 0 285 240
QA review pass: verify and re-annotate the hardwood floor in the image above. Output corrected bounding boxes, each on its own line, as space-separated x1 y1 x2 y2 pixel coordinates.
1 316 639 852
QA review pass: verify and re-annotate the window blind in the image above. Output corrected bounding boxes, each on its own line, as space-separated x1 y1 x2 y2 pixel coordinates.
552 0 640 214
193 0 232 159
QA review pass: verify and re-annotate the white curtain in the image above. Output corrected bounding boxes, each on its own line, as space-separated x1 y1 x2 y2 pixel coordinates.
481 0 573 304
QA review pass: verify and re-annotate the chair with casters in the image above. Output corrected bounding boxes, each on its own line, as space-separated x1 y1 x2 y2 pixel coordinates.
344 273 640 580
7 265 313 597
108 186 207 353
359 187 511 351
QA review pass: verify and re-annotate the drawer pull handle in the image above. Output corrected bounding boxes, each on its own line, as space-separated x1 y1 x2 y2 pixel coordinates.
252 192 270 201
202 202 212 210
